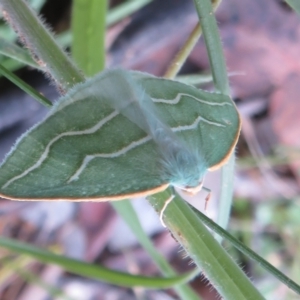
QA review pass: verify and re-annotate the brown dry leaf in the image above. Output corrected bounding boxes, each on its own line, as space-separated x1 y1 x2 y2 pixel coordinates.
270 72 300 182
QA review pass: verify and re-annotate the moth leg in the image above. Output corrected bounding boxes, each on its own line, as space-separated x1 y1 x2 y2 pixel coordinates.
160 194 175 227
203 186 211 211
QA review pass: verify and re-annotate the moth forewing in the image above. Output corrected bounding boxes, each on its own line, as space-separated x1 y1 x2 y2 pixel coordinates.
0 69 241 201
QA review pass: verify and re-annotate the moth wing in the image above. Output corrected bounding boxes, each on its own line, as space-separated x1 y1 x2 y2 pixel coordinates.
0 70 169 201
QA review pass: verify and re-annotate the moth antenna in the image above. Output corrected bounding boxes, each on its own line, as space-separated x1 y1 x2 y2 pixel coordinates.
203 186 211 211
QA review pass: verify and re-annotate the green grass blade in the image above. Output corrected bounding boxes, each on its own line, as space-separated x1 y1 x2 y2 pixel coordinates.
285 0 300 16
0 255 72 299
148 189 265 299
165 0 222 79
0 58 30 71
0 0 85 89
0 63 53 107
0 237 196 289
216 152 235 238
192 0 235 244
17 269 75 300
1 253 71 299
60 0 154 49
71 0 107 75
165 24 202 79
112 200 201 300
192 0 229 94
0 38 41 69
17 268 75 300
188 204 300 296
112 201 177 274
0 255 32 284
107 0 152 26
163 0 236 247
28 0 47 11
0 0 152 74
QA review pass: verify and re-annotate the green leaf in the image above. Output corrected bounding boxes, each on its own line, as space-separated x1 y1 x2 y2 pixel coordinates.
0 69 240 200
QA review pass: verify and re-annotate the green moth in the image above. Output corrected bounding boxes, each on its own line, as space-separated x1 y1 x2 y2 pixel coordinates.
0 69 241 201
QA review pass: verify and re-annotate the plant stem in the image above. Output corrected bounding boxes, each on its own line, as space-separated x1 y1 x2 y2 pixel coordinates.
0 0 84 91
192 0 229 94
164 23 202 79
192 0 237 235
164 0 222 79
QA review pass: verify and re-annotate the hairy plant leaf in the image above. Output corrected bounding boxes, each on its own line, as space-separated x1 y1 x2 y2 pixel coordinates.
0 69 240 201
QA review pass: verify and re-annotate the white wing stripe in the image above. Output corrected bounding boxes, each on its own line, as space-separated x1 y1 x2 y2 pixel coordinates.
152 93 231 106
2 111 118 189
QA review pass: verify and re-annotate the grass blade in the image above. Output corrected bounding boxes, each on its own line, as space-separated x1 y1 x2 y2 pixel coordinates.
189 203 300 296
0 237 196 289
148 189 265 299
0 38 40 69
72 0 107 75
0 63 52 107
112 200 200 300
0 0 85 90
285 0 300 16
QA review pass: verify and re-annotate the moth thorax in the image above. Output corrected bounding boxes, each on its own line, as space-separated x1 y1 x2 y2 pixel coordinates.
161 144 207 189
